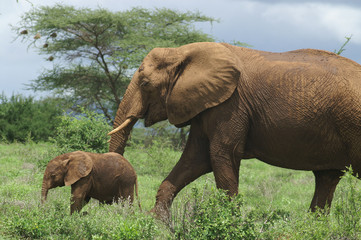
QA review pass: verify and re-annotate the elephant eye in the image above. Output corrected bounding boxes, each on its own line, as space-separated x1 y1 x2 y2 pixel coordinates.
140 81 149 87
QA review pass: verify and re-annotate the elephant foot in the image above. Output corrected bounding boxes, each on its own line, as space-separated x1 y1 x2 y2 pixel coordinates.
310 170 343 212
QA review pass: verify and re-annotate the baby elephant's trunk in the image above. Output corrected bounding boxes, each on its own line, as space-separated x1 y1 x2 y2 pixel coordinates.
41 179 49 204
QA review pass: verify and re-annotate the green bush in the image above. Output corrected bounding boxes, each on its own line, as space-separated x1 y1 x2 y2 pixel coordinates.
51 108 112 153
173 188 262 239
0 93 63 143
333 166 361 238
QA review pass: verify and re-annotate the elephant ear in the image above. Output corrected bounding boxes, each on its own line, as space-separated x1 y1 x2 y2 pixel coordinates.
166 42 240 125
64 151 93 186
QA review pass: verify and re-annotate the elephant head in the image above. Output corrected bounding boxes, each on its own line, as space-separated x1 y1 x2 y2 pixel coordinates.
41 151 93 203
109 42 241 154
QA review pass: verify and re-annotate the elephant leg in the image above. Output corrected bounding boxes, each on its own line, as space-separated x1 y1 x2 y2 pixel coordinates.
120 184 134 203
202 91 249 198
70 178 91 214
210 152 240 197
209 132 244 197
310 170 343 212
207 118 247 197
98 199 113 204
151 120 212 219
70 194 90 214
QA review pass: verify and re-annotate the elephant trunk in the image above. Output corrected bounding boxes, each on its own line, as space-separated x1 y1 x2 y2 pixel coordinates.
109 110 137 154
109 80 140 154
41 179 49 204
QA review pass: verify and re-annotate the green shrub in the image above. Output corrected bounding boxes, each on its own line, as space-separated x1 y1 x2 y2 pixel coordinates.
333 166 361 238
173 188 256 239
0 93 63 143
51 108 111 153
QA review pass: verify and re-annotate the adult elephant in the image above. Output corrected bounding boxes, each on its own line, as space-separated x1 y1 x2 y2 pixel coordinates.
108 42 361 218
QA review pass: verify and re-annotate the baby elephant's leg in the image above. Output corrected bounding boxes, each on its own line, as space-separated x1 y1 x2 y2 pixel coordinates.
70 178 91 214
119 180 135 205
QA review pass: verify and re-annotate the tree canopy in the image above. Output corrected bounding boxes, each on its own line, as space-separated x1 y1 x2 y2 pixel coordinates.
14 5 216 121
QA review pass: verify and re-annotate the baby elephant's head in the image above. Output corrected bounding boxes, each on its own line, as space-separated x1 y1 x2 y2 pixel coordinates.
41 151 93 203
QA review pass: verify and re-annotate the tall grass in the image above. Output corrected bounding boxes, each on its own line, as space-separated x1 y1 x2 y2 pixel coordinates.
1 142 361 239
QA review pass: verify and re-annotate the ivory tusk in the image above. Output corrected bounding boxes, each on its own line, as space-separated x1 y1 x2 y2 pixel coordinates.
107 118 132 135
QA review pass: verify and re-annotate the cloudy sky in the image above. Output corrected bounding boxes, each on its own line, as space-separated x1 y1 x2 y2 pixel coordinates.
1 0 361 97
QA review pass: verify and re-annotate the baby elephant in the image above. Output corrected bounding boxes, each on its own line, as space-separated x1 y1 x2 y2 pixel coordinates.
41 151 140 214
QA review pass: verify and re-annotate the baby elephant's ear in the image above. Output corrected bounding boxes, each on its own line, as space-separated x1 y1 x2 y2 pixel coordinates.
64 151 93 186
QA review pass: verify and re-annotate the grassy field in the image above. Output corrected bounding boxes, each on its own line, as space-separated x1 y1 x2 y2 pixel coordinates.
1 142 361 239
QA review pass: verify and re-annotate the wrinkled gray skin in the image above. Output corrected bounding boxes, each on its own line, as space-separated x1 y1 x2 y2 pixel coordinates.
41 151 140 214
109 42 361 219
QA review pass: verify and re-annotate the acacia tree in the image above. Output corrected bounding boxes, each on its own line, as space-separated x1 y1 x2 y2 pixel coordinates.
14 5 216 121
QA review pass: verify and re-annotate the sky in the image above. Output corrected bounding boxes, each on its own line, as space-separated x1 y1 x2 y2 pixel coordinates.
1 0 361 98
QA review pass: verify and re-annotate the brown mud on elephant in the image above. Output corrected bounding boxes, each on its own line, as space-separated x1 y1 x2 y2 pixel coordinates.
108 42 361 219
41 151 141 214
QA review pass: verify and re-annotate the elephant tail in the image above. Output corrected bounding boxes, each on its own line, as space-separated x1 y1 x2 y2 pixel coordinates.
135 177 142 211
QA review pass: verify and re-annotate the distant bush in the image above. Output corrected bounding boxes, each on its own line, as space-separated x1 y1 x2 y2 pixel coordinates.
124 140 181 177
51 108 111 153
0 93 63 143
130 121 189 150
